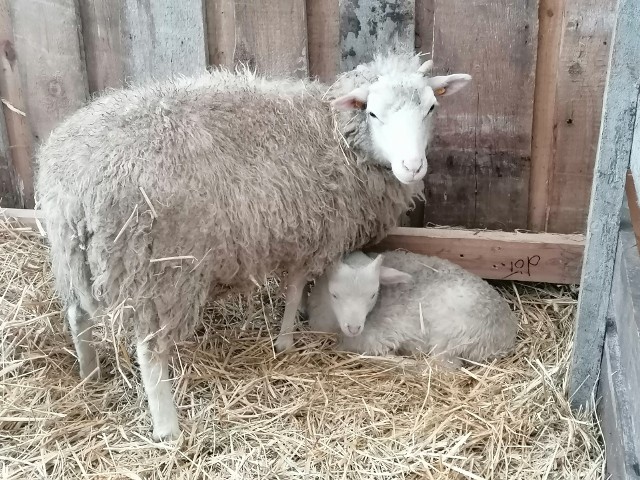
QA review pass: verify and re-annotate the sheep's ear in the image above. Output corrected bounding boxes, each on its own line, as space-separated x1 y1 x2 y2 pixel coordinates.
331 87 369 111
379 266 413 285
428 74 472 97
418 59 434 75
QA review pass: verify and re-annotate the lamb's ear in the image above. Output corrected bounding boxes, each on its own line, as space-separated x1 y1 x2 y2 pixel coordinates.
331 86 369 111
428 74 472 97
418 59 434 75
379 266 413 285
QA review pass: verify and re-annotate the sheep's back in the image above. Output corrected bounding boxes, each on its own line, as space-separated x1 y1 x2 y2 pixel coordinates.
36 77 416 311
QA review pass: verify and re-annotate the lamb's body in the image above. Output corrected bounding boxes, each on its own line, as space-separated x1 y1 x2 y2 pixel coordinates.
307 251 518 366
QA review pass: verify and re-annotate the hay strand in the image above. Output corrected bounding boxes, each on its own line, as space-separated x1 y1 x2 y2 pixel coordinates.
0 219 604 479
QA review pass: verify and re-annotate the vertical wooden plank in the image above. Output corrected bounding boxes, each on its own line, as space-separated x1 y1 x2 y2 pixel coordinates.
121 0 208 83
422 0 538 230
568 0 640 409
10 0 89 145
528 0 564 232
339 0 416 226
545 0 616 233
0 2 33 208
78 0 125 92
306 0 340 82
339 0 415 72
205 0 235 68
0 99 19 207
414 0 434 55
232 1 308 77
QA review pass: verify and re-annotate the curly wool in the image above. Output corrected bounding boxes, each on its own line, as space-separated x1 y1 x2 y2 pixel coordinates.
36 55 423 351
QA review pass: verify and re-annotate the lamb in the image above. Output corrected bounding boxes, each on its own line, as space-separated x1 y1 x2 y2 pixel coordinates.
305 251 518 367
35 47 471 441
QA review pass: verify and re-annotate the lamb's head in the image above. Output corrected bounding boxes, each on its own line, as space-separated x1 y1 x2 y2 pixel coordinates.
326 253 413 337
331 59 472 184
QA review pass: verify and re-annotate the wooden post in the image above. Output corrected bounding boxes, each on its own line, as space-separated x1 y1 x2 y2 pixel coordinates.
0 95 19 207
568 0 640 410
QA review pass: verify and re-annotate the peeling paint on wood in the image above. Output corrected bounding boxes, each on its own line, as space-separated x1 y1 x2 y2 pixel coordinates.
339 0 415 72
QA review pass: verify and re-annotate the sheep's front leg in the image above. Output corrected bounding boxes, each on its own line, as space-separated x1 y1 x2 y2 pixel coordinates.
67 303 100 380
275 276 306 352
136 340 180 441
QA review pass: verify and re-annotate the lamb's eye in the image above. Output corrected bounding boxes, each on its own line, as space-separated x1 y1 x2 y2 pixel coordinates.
369 111 378 120
370 293 376 299
331 293 338 299
428 104 436 114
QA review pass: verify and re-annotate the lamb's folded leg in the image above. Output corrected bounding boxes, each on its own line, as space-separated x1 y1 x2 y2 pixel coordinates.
275 274 306 352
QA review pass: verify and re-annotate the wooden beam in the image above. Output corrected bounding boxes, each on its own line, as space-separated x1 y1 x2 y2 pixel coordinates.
568 0 640 410
367 227 584 284
528 0 564 232
2 208 584 284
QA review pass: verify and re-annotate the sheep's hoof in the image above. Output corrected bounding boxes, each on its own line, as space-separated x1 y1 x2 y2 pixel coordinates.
274 334 294 353
152 423 181 442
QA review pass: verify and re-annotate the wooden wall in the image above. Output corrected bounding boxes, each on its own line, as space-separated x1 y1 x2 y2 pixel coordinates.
0 0 614 234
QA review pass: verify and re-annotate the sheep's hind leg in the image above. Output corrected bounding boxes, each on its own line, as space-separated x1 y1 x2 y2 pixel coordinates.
67 303 100 380
275 275 306 352
136 339 180 441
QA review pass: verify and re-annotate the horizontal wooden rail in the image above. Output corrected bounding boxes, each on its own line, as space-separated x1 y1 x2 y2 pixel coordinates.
1 208 584 284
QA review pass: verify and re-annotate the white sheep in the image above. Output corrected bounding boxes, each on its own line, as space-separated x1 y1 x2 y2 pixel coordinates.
305 251 518 367
35 47 472 440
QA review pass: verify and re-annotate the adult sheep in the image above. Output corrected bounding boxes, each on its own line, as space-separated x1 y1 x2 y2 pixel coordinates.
36 48 471 441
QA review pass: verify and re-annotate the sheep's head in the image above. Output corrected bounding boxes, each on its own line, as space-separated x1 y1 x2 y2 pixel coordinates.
326 253 412 337
332 60 472 185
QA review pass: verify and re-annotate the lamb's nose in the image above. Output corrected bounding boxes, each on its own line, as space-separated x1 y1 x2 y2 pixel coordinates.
347 325 362 335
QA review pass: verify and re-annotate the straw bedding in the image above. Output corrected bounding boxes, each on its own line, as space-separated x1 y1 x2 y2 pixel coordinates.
0 219 604 479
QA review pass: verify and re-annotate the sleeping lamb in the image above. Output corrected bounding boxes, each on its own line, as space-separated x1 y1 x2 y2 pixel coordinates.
305 251 518 367
36 47 472 440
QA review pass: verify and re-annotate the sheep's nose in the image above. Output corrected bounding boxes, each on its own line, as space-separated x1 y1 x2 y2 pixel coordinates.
402 159 425 176
347 325 362 335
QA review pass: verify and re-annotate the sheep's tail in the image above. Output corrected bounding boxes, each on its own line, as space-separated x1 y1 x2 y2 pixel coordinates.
41 199 98 314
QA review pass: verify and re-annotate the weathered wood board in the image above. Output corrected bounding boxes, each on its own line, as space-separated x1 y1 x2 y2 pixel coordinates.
339 0 415 72
0 90 18 207
598 225 640 479
568 0 640 409
307 0 340 82
9 0 89 145
78 0 125 92
121 0 208 83
0 1 35 207
209 0 308 77
367 226 584 283
544 0 617 233
421 0 538 231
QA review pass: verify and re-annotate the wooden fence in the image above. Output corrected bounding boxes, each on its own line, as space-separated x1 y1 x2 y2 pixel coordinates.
0 0 615 234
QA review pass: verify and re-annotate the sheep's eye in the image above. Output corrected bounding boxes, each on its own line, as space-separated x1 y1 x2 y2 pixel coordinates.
370 293 376 299
331 293 338 299
368 111 378 120
428 104 436 115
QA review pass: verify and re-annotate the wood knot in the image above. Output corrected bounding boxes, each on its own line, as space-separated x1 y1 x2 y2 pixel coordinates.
47 78 65 98
3 40 16 64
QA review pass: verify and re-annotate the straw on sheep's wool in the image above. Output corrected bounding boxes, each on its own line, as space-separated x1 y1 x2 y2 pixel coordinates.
0 219 604 479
